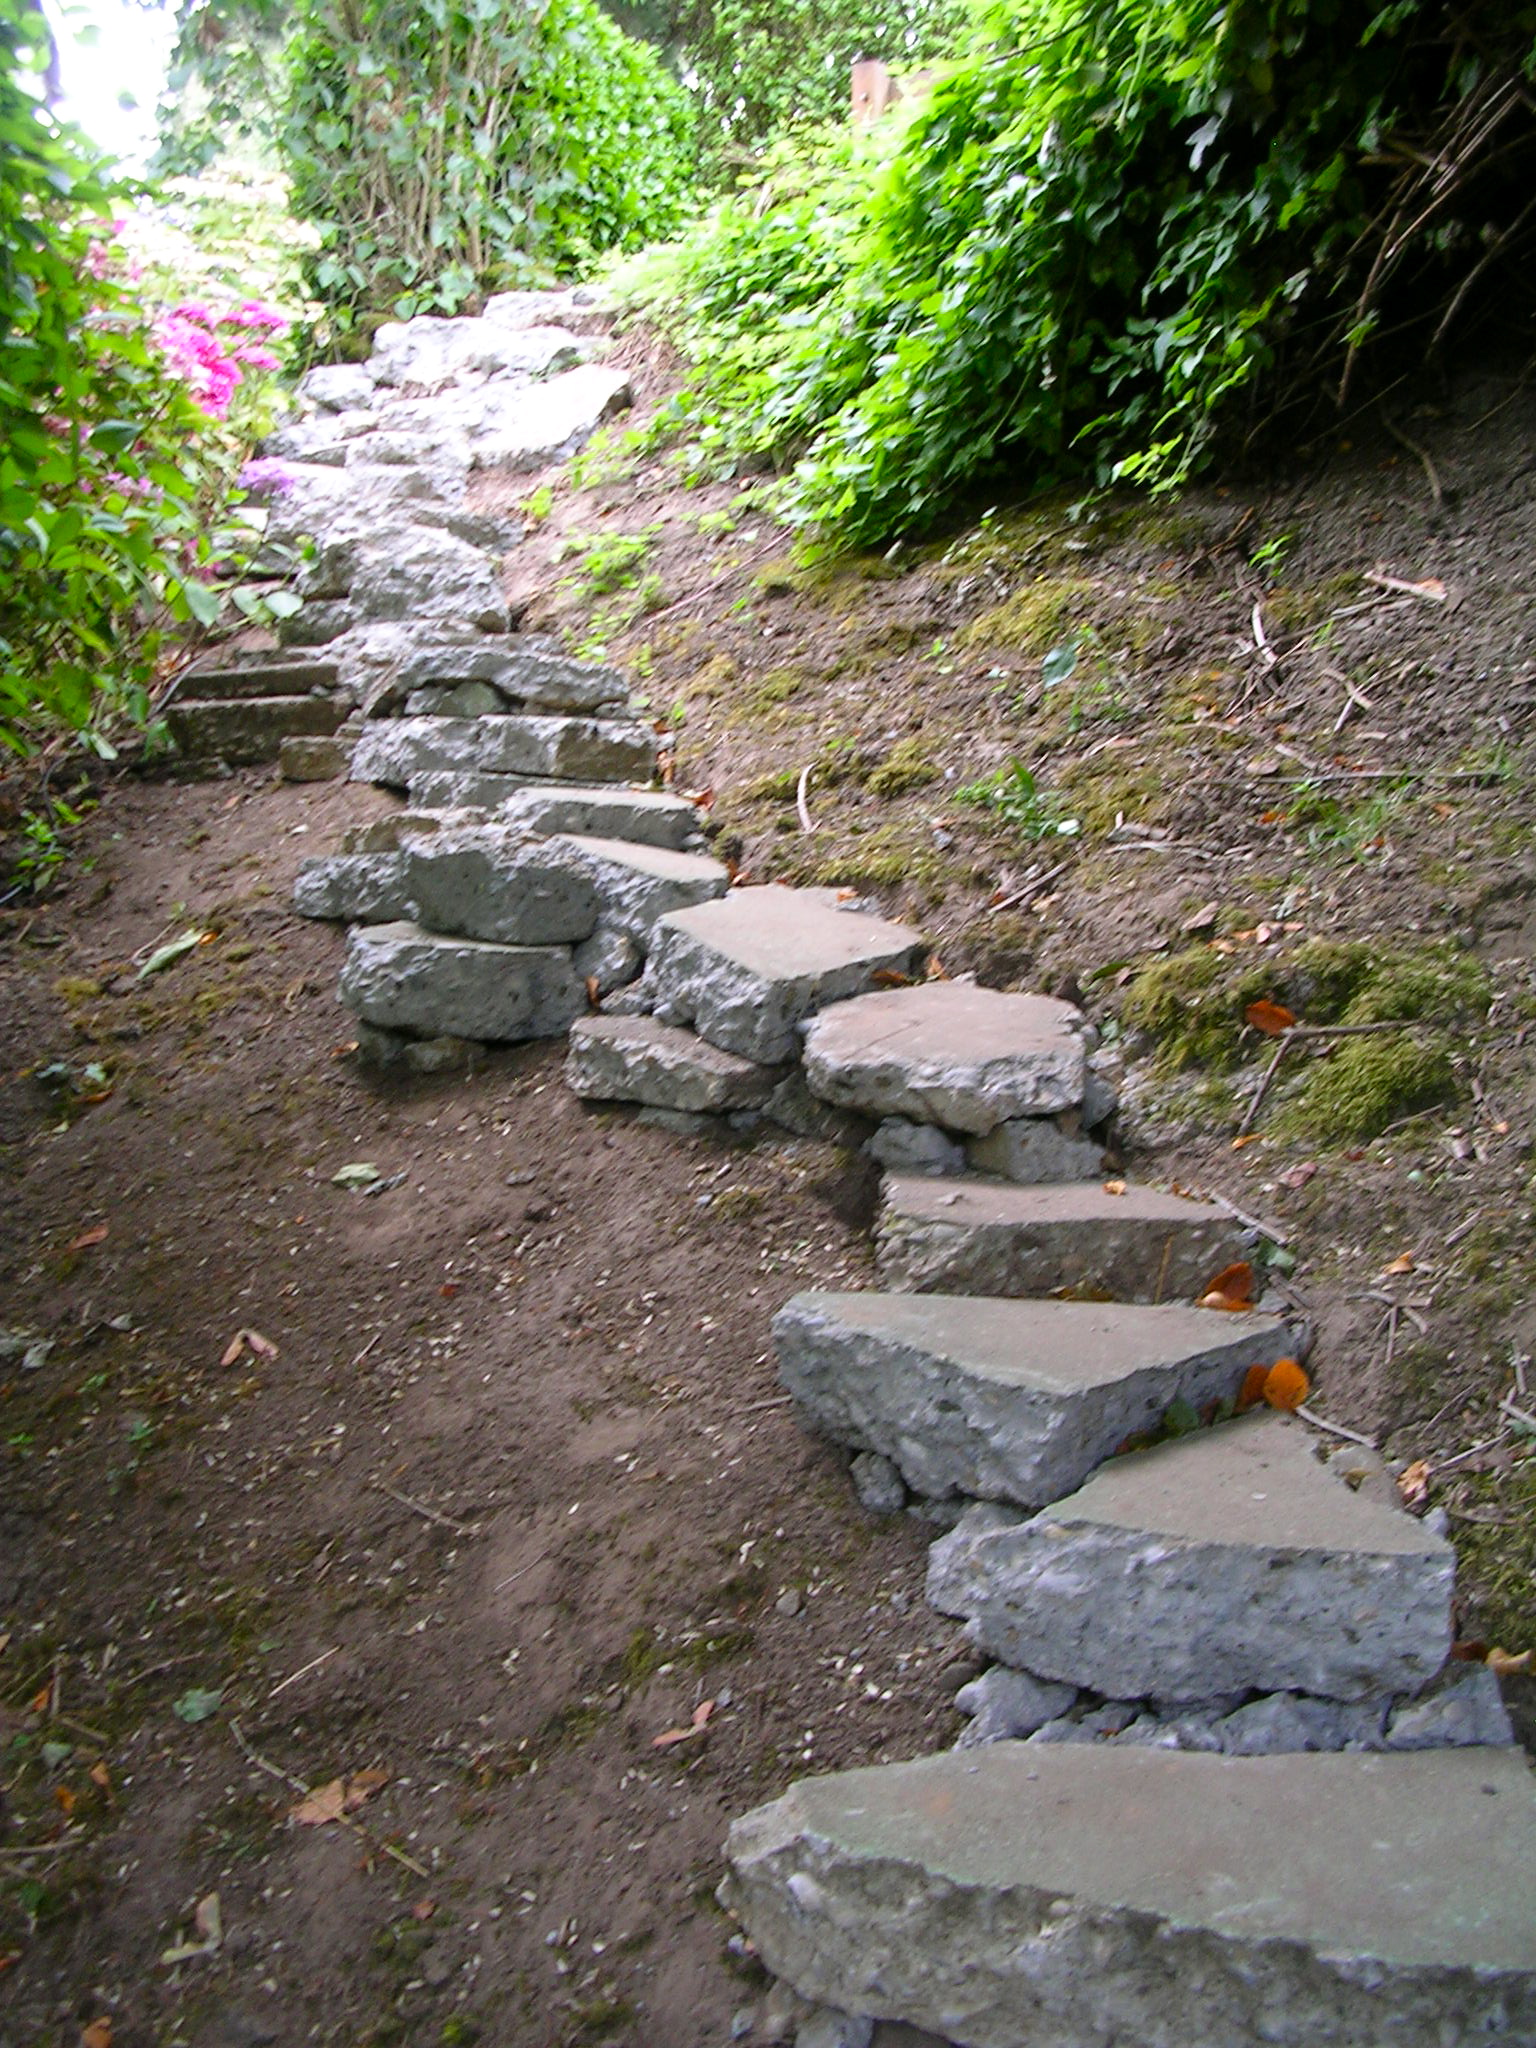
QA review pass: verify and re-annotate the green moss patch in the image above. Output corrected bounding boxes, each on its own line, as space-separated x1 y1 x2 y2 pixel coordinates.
867 736 940 798
1280 1032 1455 1142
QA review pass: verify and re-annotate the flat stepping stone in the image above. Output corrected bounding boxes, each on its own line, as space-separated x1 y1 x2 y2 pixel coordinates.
180 655 340 700
646 888 926 1065
773 1291 1290 1506
549 836 729 942
803 983 1086 1133
338 921 584 1041
722 1744 1536 2048
876 1174 1244 1302
566 1015 782 1113
166 695 347 766
927 1412 1455 1703
350 714 655 791
495 784 701 851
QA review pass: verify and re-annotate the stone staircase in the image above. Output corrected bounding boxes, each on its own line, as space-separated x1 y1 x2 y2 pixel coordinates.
274 297 1536 2045
166 651 350 769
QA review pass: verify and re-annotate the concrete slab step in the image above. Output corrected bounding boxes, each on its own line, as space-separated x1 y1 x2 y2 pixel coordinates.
180 655 341 700
549 835 729 942
772 1291 1290 1507
166 695 347 766
722 1744 1536 2048
494 784 703 850
337 920 585 1041
566 1015 783 1113
927 1412 1455 1703
646 887 926 1065
350 713 656 791
802 983 1087 1133
875 1174 1244 1302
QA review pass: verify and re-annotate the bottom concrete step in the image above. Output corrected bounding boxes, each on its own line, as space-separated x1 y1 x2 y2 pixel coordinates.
876 1174 1243 1302
723 1744 1536 2048
167 695 346 765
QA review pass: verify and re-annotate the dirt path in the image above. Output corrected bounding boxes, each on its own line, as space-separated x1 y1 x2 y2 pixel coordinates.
0 773 966 2048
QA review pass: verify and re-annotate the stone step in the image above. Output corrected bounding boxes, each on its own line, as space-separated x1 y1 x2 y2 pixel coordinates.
772 1291 1291 1507
166 695 348 766
875 1174 1244 1302
566 1015 783 1113
927 1412 1455 1704
350 713 655 791
337 921 585 1042
645 887 926 1065
180 655 341 700
802 982 1087 1133
494 783 702 850
722 1744 1536 2048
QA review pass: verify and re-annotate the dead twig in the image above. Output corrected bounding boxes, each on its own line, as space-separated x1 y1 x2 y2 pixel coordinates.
795 765 814 835
1381 414 1444 508
1205 1190 1291 1247
372 1479 480 1539
1238 1019 1426 1134
268 1647 339 1701
1295 1405 1378 1450
984 857 1073 918
229 1717 430 1882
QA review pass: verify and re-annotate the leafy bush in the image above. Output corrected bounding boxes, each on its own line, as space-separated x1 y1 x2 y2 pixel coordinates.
618 0 1536 540
273 0 695 323
0 0 286 759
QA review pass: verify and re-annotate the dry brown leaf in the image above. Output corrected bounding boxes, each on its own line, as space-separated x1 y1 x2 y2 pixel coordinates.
1396 1458 1432 1508
1244 998 1296 1037
1198 1262 1255 1312
220 1333 247 1367
1181 900 1219 934
1451 1639 1490 1663
81 2021 113 2048
1230 1134 1262 1151
30 1681 52 1714
1381 1252 1415 1276
411 1899 437 1922
1262 1357 1310 1411
345 1768 389 1809
870 969 914 988
244 1328 277 1359
652 1699 715 1750
66 1224 109 1252
1279 1161 1318 1190
292 1778 349 1826
1102 1179 1127 1197
1487 1647 1534 1677
584 975 601 1008
1236 1364 1271 1414
89 1761 111 1792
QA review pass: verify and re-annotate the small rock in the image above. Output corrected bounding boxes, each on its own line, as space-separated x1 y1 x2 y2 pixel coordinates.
866 1119 967 1177
797 2011 874 2048
849 1451 907 1516
965 1113 1104 1184
279 733 350 782
636 1106 722 1138
776 1588 804 1618
402 1035 479 1076
1386 1663 1514 1750
759 1979 815 2043
763 1072 874 1150
731 2009 755 2040
1217 1692 1389 1755
954 1666 1077 1747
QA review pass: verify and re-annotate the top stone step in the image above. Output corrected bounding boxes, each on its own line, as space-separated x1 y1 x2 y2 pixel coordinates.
350 713 656 791
803 982 1087 1133
645 887 926 1065
722 1744 1536 2048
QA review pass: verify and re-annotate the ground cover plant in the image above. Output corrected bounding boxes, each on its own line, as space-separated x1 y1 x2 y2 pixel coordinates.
616 0 1536 538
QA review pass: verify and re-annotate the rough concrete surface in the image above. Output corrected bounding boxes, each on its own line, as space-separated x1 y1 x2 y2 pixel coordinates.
350 713 655 790
772 1292 1290 1507
802 983 1086 1133
565 1016 782 1113
875 1175 1243 1303
722 1744 1536 2048
926 1414 1455 1702
646 888 926 1064
337 921 585 1041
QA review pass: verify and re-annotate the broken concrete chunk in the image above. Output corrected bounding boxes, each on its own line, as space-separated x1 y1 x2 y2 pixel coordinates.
849 1452 907 1516
351 713 656 791
1386 1662 1514 1750
1215 1692 1390 1754
646 888 926 1064
398 831 600 946
722 1745 1536 2048
953 1666 1076 1747
773 1292 1290 1508
551 835 730 944
565 1015 782 1113
926 1414 1454 1702
495 783 702 850
279 733 351 782
866 1121 967 1178
803 983 1086 1134
964 1114 1104 1184
294 852 415 924
337 921 584 1042
876 1175 1244 1303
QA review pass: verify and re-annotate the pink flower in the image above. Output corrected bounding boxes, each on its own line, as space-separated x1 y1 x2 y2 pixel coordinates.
238 456 296 497
232 344 280 370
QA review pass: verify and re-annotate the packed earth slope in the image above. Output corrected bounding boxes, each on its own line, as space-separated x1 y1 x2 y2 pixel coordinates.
1 301 1533 2046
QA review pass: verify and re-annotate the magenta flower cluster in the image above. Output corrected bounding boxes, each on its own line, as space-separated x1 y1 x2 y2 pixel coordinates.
155 298 290 421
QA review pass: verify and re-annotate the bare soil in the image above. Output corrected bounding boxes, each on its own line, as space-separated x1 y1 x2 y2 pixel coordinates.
3 327 1535 2047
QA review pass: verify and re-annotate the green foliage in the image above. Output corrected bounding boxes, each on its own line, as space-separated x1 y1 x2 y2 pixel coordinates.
270 0 694 323
956 758 1079 839
0 0 260 761
619 0 1536 539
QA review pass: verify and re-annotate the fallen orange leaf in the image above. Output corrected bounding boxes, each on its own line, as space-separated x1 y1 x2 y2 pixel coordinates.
54 1784 76 1815
1230 1134 1262 1150
30 1682 52 1714
82 2022 113 2048
1262 1357 1310 1411
90 1761 111 1791
1236 1364 1271 1414
1198 1262 1255 1311
66 1224 109 1252
411 1899 437 1922
1381 1252 1414 1275
652 1698 716 1749
1102 1180 1127 1197
584 975 601 1008
1396 1458 1432 1508
292 1768 387 1826
1487 1647 1533 1677
871 969 914 987
1244 999 1296 1036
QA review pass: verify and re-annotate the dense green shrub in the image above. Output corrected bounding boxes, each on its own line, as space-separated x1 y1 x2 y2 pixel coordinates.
0 0 280 759
270 0 695 322
618 0 1536 540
